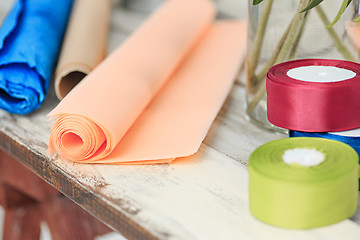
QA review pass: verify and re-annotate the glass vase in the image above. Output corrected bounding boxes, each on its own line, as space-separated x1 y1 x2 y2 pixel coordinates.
246 0 359 132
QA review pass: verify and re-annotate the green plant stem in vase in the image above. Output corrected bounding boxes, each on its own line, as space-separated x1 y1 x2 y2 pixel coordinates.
246 0 274 93
245 0 359 132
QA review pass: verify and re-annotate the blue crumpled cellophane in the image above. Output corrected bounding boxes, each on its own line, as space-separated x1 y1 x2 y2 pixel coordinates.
0 0 73 114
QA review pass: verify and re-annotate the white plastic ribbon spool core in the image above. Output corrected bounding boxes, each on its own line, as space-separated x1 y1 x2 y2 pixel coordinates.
286 65 356 82
282 148 325 167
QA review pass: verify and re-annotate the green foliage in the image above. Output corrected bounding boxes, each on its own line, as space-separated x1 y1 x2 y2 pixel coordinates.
253 0 264 5
354 15 360 22
300 0 324 12
253 0 356 27
327 0 352 27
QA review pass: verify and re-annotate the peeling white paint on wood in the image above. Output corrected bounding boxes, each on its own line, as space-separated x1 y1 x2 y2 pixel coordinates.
1 1 360 240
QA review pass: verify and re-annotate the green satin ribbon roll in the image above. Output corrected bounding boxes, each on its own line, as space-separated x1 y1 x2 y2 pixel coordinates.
249 137 359 229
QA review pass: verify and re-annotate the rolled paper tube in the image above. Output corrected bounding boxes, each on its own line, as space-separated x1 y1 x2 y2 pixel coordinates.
48 0 247 164
0 0 73 114
249 137 359 229
290 129 360 189
54 0 112 100
266 59 360 132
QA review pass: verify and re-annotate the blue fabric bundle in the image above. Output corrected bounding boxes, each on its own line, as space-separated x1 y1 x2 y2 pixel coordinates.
289 130 360 157
289 130 360 190
0 0 73 114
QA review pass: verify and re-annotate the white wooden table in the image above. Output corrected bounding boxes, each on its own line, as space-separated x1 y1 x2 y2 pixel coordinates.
1 0 360 239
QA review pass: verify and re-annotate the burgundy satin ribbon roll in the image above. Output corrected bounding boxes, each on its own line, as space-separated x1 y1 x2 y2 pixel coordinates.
267 59 360 132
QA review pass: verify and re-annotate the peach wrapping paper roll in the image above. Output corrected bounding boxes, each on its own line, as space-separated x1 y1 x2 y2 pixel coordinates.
48 0 247 164
54 0 112 99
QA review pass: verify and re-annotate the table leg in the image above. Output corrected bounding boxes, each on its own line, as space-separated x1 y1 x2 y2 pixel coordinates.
0 183 37 209
2 204 41 240
42 195 111 240
0 151 60 201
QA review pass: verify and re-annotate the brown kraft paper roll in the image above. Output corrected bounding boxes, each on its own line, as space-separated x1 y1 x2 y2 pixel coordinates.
55 0 112 100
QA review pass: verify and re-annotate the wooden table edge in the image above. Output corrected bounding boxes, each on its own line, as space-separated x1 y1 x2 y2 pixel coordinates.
0 130 159 240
